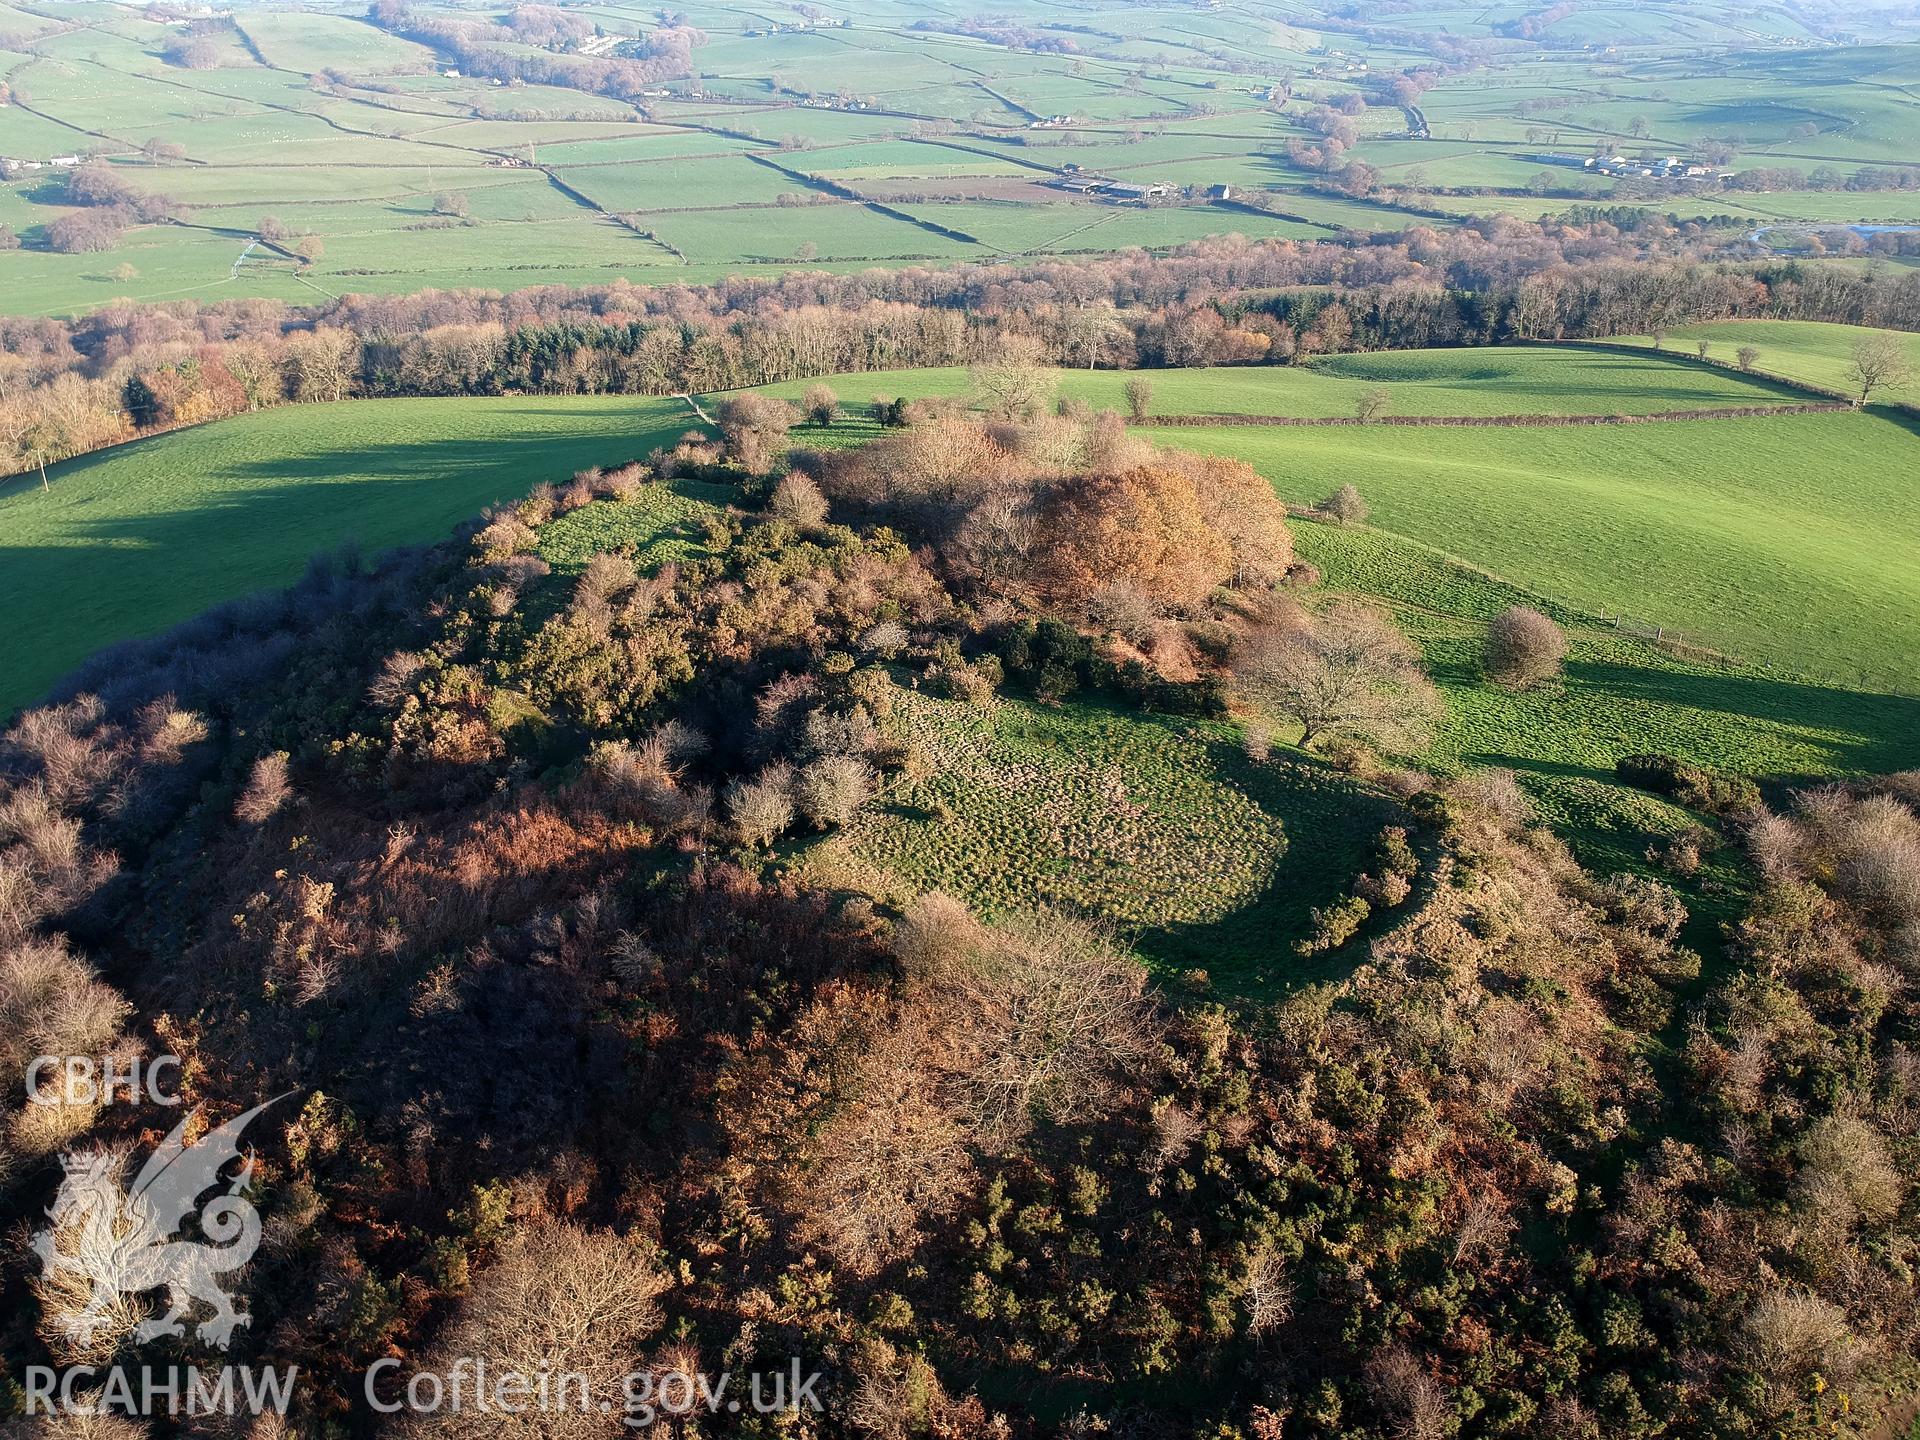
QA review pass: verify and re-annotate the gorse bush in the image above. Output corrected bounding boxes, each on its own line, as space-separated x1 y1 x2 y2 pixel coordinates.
1616 752 1762 816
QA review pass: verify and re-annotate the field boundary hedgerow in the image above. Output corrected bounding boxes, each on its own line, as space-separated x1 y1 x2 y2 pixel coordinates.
1148 402 1849 427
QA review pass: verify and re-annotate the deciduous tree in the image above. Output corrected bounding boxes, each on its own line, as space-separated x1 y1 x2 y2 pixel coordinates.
1233 599 1442 751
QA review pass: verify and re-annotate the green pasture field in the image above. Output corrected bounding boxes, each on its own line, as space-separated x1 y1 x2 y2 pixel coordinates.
529 130 761 164
693 106 916 146
0 3 65 37
647 201 980 262
739 346 1823 420
305 214 680 286
1738 192 1920 224
1616 320 1920 405
0 219 319 314
1257 191 1431 231
1061 205 1324 249
0 395 700 719
895 200 1323 252
799 140 1034 179
1291 518 1920 893
556 154 811 211
792 514 1920 994
1154 411 1920 690
533 479 732 576
233 11 436 73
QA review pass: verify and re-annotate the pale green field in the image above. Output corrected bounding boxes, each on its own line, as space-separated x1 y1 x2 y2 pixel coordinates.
1158 412 1920 689
741 347 1820 419
1616 321 1920 406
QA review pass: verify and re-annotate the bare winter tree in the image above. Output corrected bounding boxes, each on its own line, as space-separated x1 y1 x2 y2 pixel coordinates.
725 765 795 848
970 335 1056 420
1317 483 1368 526
714 394 798 473
768 469 829 526
1846 330 1912 406
901 904 1157 1148
395 1223 669 1439
234 752 292 824
801 382 840 426
1242 1246 1294 1336
1365 1346 1451 1440
1233 600 1442 751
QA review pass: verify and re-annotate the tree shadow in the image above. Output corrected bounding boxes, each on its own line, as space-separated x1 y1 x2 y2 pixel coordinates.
1571 660 1920 776
1135 736 1397 1003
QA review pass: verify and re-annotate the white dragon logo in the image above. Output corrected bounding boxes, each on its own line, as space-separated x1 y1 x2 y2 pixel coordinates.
32 1095 292 1351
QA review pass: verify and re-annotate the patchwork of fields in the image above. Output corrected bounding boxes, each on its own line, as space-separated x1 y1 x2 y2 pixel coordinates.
5 0 1920 314
7 5 1920 1424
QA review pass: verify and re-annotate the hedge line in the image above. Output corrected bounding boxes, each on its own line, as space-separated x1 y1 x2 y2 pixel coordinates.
1145 401 1850 427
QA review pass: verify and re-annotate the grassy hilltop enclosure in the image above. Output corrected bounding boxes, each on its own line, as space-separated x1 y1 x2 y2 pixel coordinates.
6 375 1920 1438
5 0 1920 313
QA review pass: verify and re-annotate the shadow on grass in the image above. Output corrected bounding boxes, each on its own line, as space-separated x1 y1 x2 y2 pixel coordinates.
1573 660 1920 775
1136 736 1398 1003
0 413 697 718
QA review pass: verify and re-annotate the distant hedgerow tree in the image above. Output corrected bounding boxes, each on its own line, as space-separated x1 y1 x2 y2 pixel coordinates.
1233 599 1442 751
1317 483 1368 526
1125 375 1153 422
1355 386 1391 423
1847 330 1911 406
1737 345 1760 372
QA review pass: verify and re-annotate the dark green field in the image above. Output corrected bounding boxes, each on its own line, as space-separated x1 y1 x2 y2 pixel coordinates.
0 395 695 716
